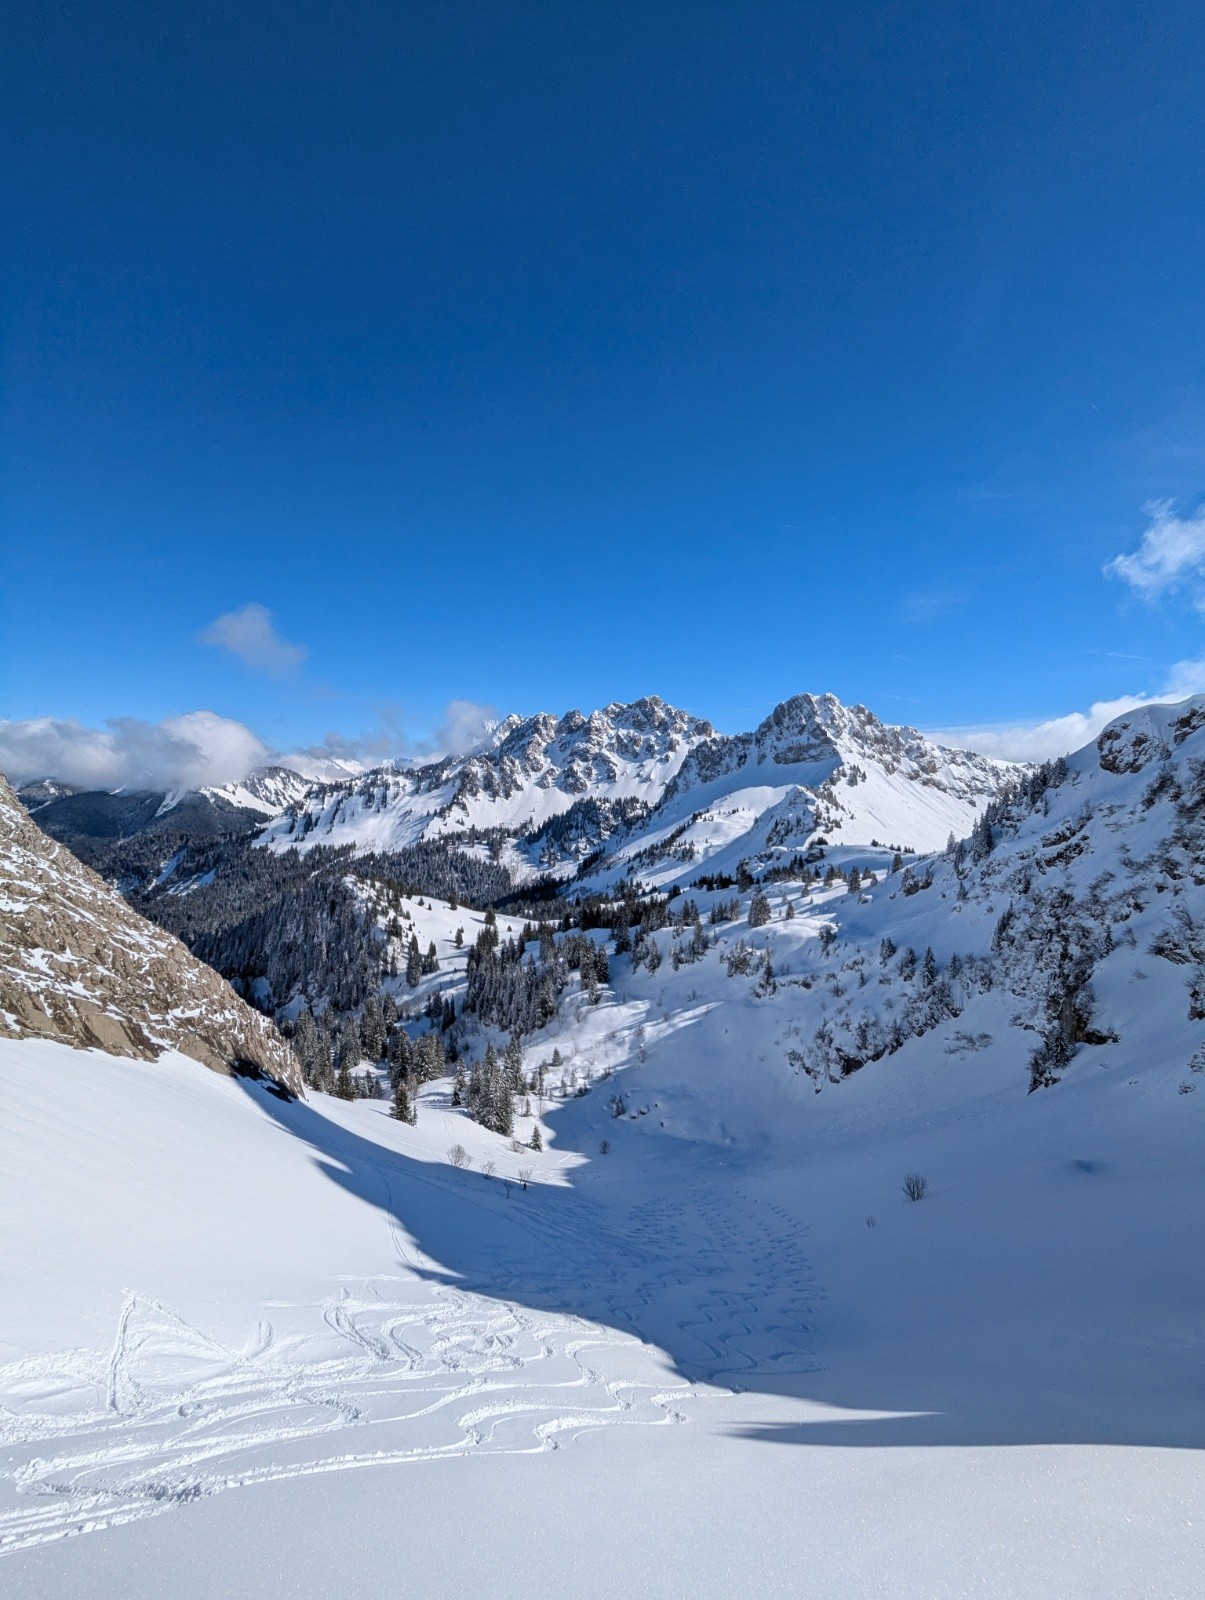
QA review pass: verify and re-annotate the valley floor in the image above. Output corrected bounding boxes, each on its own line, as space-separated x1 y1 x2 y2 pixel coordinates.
1 1036 1202 1598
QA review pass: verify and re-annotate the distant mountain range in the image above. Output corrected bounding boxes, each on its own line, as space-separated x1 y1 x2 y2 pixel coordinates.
5 684 1205 1119
15 693 1015 893
259 692 1016 886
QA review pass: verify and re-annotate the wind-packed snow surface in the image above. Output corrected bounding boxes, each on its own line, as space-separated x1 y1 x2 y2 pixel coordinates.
3 697 1205 1597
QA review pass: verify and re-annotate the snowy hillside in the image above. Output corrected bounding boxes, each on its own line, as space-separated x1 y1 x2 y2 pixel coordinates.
2 924 1202 1596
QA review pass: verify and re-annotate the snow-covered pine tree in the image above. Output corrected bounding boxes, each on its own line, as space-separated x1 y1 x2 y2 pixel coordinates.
392 1076 417 1124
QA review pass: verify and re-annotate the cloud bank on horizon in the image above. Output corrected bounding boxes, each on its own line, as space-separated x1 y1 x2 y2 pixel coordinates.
0 712 271 795
4 674 1204 792
931 667 1204 763
0 701 498 793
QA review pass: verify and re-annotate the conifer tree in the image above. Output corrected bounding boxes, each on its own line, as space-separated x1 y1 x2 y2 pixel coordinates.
392 1076 416 1125
748 889 772 928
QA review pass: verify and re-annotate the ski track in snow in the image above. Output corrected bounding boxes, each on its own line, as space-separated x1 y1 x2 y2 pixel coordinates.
0 1181 817 1556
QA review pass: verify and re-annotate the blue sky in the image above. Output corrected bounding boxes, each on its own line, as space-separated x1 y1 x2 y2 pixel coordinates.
4 1 1205 784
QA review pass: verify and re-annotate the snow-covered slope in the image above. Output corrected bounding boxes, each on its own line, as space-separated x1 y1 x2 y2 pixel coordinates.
2 912 1202 1597
757 694 1205 1096
0 775 299 1091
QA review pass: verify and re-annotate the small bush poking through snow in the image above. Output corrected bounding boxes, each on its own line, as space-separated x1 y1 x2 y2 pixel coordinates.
599 1138 611 1155
447 1143 471 1169
902 1173 929 1202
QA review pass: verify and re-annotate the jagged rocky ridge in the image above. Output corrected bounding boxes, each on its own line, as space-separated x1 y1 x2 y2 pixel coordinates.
0 774 301 1091
260 696 714 868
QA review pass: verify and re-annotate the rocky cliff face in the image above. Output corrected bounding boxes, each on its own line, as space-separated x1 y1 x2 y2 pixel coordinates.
0 774 300 1092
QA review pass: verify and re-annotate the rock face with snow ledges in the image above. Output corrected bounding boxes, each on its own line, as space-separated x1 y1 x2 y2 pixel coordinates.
0 774 300 1091
770 694 1205 1094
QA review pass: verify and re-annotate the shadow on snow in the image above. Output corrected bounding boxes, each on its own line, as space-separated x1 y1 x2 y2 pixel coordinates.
236 1076 1205 1453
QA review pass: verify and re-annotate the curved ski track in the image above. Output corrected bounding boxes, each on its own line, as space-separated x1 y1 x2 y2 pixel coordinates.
0 1177 816 1555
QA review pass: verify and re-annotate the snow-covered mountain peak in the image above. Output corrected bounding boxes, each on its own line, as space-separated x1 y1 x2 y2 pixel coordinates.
202 764 316 818
660 690 1012 813
746 691 1010 791
259 697 715 860
576 692 1020 891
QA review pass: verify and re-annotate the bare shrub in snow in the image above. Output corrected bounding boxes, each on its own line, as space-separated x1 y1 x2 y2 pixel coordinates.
902 1172 928 1202
447 1143 471 1169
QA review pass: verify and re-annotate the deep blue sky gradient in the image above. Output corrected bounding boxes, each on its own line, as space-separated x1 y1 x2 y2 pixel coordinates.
4 1 1205 751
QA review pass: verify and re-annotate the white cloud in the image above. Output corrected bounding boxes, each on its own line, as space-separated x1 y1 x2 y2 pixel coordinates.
1161 655 1205 698
934 657 1205 763
932 696 1150 763
0 693 499 795
430 699 496 758
199 603 307 677
1105 499 1205 602
0 711 269 793
898 589 965 625
279 699 497 776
